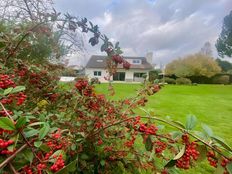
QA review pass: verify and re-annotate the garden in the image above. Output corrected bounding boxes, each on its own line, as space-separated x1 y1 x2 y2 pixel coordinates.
0 0 232 174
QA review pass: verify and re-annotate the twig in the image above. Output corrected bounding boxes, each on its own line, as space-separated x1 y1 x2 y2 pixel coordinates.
9 162 19 174
140 116 230 159
0 102 42 162
0 144 27 169
0 102 14 122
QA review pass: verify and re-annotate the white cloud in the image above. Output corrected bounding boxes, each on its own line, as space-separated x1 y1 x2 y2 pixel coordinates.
54 0 232 65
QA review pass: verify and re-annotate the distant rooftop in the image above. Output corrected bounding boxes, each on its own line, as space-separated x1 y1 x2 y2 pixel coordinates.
86 55 153 69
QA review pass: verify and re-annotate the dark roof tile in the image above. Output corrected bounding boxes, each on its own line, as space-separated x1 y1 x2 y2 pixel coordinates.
86 55 153 70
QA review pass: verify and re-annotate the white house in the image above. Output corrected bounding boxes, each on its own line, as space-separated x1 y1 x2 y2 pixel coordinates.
85 53 154 82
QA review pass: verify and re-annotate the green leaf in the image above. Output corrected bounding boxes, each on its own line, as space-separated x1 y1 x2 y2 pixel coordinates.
214 158 225 174
145 135 153 151
80 154 89 160
0 117 16 130
201 124 213 137
171 120 186 129
226 161 232 174
100 160 105 166
173 146 185 160
185 115 197 130
28 122 45 127
16 117 27 129
24 129 39 138
196 145 207 162
100 43 107 52
55 160 78 174
7 133 19 152
3 87 13 95
211 136 232 152
50 150 66 163
34 141 42 148
22 149 34 164
165 159 176 168
11 86 26 94
171 131 182 139
39 123 50 140
39 144 50 152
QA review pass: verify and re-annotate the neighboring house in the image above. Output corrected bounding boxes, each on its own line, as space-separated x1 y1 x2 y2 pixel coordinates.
85 53 154 82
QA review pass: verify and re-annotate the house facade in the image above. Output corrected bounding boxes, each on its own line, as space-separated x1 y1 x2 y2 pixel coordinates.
85 53 154 82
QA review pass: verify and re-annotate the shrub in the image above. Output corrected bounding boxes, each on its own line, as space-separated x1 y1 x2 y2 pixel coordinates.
164 77 176 84
212 75 230 84
176 77 192 85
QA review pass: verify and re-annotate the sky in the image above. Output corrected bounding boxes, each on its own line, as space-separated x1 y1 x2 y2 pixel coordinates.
54 0 232 66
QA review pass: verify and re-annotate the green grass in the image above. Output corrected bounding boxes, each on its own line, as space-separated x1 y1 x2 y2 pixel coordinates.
95 83 232 174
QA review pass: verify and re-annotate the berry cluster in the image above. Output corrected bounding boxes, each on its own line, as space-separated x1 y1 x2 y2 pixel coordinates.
155 140 167 154
112 55 123 64
176 135 200 169
16 92 27 105
138 123 158 135
124 135 136 147
50 155 65 172
75 79 88 92
0 139 14 155
207 151 218 168
0 74 15 89
21 166 33 174
37 163 47 173
122 60 131 70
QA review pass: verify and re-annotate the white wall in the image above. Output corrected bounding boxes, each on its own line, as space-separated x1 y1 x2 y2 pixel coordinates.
85 68 111 82
60 76 76 82
85 68 149 82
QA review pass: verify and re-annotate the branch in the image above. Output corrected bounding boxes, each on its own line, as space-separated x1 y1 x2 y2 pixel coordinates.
0 144 27 169
140 116 231 159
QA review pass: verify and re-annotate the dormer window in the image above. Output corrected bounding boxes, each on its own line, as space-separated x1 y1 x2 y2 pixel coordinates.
132 59 141 64
96 60 103 63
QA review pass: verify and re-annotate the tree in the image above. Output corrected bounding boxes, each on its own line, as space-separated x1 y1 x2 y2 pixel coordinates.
216 10 232 57
216 58 232 72
200 42 212 56
165 53 221 77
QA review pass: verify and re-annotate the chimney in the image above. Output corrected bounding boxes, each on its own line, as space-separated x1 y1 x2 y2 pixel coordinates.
146 52 153 65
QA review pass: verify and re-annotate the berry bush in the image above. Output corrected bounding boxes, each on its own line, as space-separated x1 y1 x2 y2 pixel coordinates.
0 8 231 174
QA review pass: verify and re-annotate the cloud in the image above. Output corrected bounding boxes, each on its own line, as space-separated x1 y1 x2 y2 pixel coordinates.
54 0 231 65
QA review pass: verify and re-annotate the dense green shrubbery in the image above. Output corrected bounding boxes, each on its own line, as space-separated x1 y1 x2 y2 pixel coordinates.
176 77 192 85
164 77 176 84
212 75 230 84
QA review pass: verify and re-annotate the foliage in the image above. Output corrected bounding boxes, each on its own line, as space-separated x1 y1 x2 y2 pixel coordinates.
176 77 192 85
212 75 230 84
216 10 232 58
216 58 232 72
148 69 161 82
200 42 212 56
164 77 176 84
0 2 231 174
165 53 221 78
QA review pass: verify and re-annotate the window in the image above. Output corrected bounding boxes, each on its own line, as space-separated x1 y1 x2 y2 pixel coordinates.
132 59 141 64
94 71 101 76
134 73 146 78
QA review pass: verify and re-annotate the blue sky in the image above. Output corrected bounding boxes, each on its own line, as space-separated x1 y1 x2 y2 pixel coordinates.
54 0 232 65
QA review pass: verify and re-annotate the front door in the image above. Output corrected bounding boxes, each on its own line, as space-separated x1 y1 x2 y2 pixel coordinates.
113 72 125 81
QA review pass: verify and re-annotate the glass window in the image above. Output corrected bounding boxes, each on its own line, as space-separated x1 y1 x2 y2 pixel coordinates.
132 59 141 64
94 71 101 76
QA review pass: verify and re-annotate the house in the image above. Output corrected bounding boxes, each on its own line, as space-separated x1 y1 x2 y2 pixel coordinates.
85 53 154 82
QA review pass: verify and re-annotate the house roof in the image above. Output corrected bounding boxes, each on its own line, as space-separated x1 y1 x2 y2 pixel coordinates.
85 55 153 70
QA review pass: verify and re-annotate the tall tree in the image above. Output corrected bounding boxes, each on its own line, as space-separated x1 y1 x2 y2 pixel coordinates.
216 58 232 72
165 53 221 77
216 10 232 57
200 42 212 56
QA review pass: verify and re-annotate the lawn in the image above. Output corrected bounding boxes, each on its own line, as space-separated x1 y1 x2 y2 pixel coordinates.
95 83 232 174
